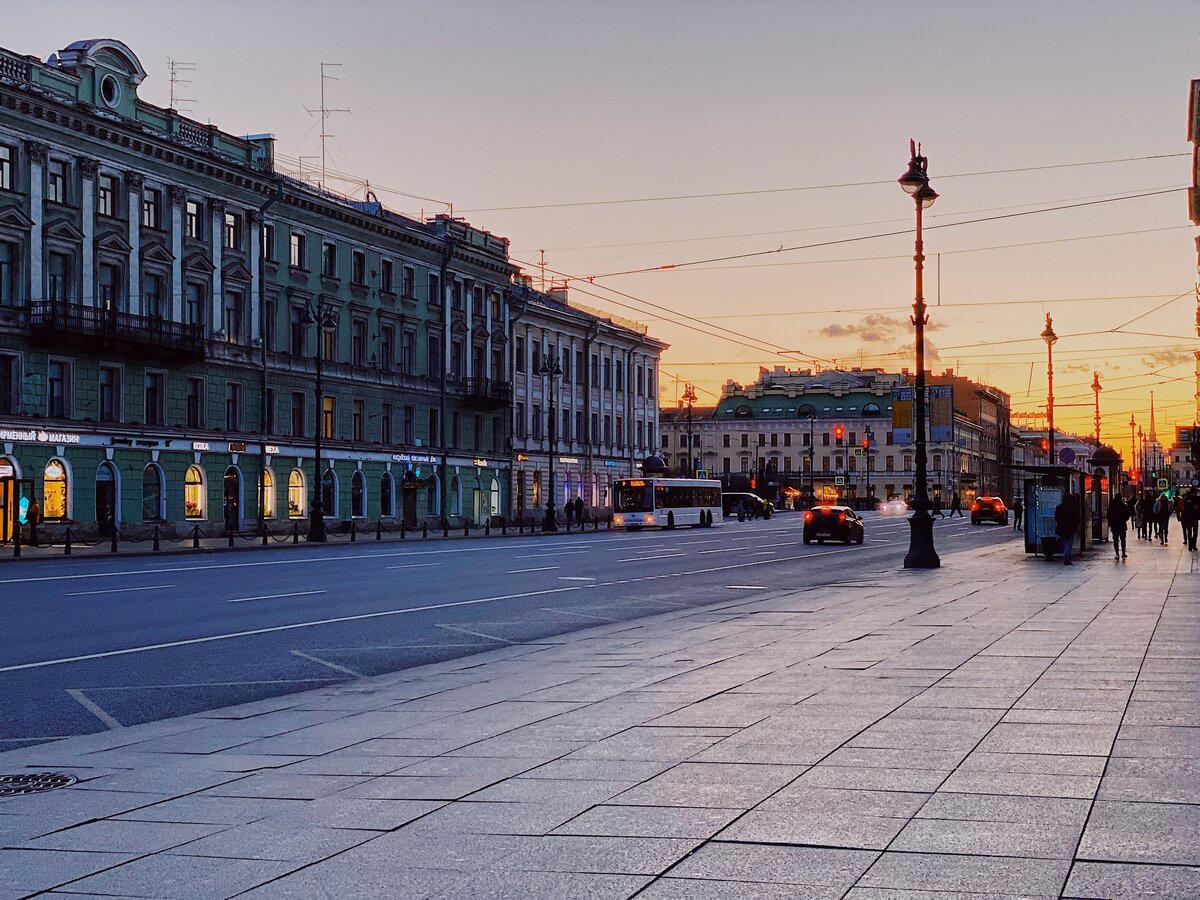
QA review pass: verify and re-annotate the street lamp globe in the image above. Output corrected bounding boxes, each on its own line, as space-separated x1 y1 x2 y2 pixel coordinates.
1041 315 1058 347
914 184 938 208
898 160 926 194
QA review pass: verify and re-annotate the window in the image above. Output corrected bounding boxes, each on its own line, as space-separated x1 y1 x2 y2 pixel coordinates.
603 414 612 444
223 212 242 250
472 285 484 317
428 272 441 305
141 187 161 229
532 404 543 440
886 456 895 472
97 173 116 217
785 433 792 447
380 473 394 518
428 408 439 447
184 465 205 519
99 366 121 422
616 416 624 448
352 399 365 442
515 401 526 439
142 464 164 521
491 292 502 320
591 412 599 446
741 434 749 448
47 252 72 301
322 324 336 362
142 272 164 319
186 377 204 428
47 359 69 418
0 354 13 414
0 241 15 306
427 335 442 378
183 200 201 239
262 222 276 261
291 391 305 437
289 231 306 268
322 396 335 439
223 291 244 343
515 336 525 373
43 459 69 520
381 402 393 443
47 159 67 204
380 325 394 372
561 408 571 443
98 263 122 311
321 241 337 278
289 306 305 356
351 250 366 286
0 144 13 191
401 329 416 374
380 258 394 293
144 372 164 426
453 280 464 310
479 414 488 449
615 360 624 392
590 354 599 384
351 471 366 518
403 405 415 444
261 468 276 519
264 299 277 352
491 416 501 451
450 340 464 381
577 411 585 445
603 356 612 389
401 265 415 298
186 282 205 326
561 346 572 383
351 319 366 366
904 454 914 471
451 412 460 449
450 474 462 516
770 433 778 447
225 382 242 431
822 432 830 447
723 434 730 448
288 470 306 517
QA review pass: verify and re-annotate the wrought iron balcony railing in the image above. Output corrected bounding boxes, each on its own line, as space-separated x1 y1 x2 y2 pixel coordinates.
28 301 206 362
463 377 511 408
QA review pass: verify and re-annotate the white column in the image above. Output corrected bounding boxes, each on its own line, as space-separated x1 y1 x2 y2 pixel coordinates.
26 142 46 302
169 186 184 321
80 158 97 307
210 201 224 334
125 171 142 314
248 210 261 344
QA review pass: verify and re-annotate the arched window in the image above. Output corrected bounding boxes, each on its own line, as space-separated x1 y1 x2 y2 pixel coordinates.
862 402 882 417
532 471 541 507
351 470 366 518
426 473 440 517
261 468 276 519
288 469 306 518
141 464 164 521
43 459 69 520
450 474 462 516
380 472 395 518
184 465 205 519
95 462 119 533
321 469 337 518
489 477 501 518
797 404 817 418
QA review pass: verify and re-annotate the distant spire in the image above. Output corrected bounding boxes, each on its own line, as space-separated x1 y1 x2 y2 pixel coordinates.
1149 391 1157 443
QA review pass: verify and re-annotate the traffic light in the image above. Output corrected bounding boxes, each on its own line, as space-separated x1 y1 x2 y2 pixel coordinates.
750 477 757 489
1041 438 1049 452
834 425 844 442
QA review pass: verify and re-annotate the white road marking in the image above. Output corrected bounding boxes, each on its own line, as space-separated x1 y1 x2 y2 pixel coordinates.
725 585 768 590
384 563 439 571
619 553 686 562
750 551 776 556
507 566 559 574
542 607 614 621
289 649 363 678
66 689 123 730
558 576 597 582
227 590 326 604
63 585 175 597
698 547 741 555
0 585 586 673
435 623 515 644
514 550 587 559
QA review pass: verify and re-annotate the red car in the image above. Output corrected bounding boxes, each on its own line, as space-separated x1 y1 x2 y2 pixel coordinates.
971 496 1008 526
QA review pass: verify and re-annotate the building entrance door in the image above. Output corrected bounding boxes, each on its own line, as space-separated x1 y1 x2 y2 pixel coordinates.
223 467 241 534
96 463 117 536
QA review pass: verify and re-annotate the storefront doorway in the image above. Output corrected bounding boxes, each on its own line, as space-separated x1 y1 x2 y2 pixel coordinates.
223 466 242 533
95 462 118 536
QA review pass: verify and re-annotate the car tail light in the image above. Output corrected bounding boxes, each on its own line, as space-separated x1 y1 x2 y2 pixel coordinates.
838 512 846 522
804 511 812 522
971 502 980 511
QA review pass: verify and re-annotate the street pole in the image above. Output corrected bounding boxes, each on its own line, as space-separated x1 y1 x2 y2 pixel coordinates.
1129 414 1137 488
1092 371 1102 449
306 303 333 542
808 414 815 505
541 351 562 532
898 140 940 569
255 183 283 538
1042 314 1058 469
683 383 697 477
865 426 873 508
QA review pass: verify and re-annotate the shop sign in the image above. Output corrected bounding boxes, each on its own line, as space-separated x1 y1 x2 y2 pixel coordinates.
192 441 211 451
265 444 281 455
516 453 529 462
472 458 489 467
0 428 81 445
558 456 579 464
604 460 617 467
0 463 13 478
229 442 247 453
392 452 434 464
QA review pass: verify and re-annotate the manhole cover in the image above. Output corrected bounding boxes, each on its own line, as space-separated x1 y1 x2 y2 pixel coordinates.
0 773 78 796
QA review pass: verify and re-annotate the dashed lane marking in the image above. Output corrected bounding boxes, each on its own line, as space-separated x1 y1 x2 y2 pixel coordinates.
228 590 327 604
508 566 560 574
63 585 175 597
289 649 363 678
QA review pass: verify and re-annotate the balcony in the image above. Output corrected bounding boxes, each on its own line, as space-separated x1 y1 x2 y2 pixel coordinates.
462 377 511 409
29 301 205 363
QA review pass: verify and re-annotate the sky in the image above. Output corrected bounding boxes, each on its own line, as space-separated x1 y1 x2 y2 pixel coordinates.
8 1 1200 450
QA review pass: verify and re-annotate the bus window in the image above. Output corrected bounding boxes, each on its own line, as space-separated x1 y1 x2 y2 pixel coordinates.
614 482 653 512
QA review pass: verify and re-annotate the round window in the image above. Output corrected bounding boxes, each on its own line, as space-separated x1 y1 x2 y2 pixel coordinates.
100 74 122 108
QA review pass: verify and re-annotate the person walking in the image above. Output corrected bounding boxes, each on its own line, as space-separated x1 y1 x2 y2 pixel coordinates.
1138 492 1155 541
564 499 574 530
931 495 945 519
1180 489 1200 552
1011 496 1024 531
1055 493 1080 566
949 493 963 518
1154 492 1171 545
574 496 585 527
26 496 41 548
1106 494 1130 561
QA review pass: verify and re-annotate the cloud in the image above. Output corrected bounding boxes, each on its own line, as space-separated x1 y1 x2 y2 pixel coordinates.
819 313 909 343
1140 347 1194 370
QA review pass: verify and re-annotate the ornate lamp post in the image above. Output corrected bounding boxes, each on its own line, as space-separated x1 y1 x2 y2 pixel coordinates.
1091 371 1102 448
864 425 874 508
1129 414 1137 487
682 383 697 477
898 140 940 569
1042 314 1058 467
806 412 816 505
304 301 339 542
540 350 563 532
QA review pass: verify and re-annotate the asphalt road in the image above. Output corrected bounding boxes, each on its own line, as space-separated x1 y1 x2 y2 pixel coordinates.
0 512 1017 749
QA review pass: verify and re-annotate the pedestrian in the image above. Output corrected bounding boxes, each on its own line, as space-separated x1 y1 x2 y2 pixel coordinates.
1011 496 1024 531
564 500 574 529
1106 494 1130 561
932 495 945 519
26 496 41 548
1138 493 1155 540
574 496 585 526
949 493 963 518
1154 493 1171 545
1180 489 1200 552
1055 493 1080 566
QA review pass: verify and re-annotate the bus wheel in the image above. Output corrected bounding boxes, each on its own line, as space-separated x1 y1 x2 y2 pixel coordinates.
667 511 675 530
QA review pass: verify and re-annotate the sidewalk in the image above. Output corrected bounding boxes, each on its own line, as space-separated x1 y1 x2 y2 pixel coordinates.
0 539 1196 898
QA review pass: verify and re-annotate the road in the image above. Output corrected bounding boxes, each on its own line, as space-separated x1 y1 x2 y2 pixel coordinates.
0 512 1017 748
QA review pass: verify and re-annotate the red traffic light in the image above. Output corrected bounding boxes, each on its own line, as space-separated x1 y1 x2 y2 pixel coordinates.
1041 439 1049 451
750 478 757 489
834 425 844 440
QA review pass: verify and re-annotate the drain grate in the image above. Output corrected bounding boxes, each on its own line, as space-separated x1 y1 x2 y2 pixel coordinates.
0 773 78 796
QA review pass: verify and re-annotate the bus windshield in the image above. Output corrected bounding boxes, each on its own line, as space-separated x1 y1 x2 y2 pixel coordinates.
614 482 653 512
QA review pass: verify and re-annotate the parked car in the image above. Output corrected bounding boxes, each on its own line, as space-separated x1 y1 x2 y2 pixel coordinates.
879 497 909 516
722 492 773 518
971 496 1009 525
803 505 865 544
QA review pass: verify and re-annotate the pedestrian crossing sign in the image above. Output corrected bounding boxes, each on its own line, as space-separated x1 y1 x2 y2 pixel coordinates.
835 476 846 486
695 469 710 479
1157 477 1169 490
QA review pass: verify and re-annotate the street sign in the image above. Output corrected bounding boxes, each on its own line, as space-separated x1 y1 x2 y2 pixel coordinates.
695 469 710 479
852 447 864 457
1058 447 1076 465
1157 477 1170 490
834 476 846 486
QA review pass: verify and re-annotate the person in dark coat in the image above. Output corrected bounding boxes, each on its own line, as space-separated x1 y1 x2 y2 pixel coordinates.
1155 492 1172 545
1180 489 1200 552
949 493 963 517
1137 492 1155 540
1106 494 1130 560
1011 496 1024 531
26 497 41 548
1055 494 1080 566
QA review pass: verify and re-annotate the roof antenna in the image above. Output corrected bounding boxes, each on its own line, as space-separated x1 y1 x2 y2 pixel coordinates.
167 58 196 113
304 62 350 190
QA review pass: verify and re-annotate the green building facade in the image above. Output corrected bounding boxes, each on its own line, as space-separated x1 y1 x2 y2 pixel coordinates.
0 38 515 541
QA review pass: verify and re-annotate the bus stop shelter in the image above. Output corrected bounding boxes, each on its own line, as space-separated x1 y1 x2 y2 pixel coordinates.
1005 464 1092 560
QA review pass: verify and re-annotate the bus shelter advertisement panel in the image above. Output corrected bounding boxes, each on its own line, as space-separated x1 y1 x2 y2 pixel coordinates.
892 387 914 445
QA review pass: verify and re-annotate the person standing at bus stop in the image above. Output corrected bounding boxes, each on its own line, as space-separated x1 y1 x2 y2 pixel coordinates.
1055 494 1079 566
1106 493 1130 561
26 496 41 548
1179 488 1200 552
1011 496 1023 531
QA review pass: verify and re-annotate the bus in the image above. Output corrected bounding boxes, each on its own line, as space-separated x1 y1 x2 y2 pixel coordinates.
612 477 723 529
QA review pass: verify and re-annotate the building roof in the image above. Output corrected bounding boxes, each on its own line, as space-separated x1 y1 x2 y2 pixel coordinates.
714 393 890 421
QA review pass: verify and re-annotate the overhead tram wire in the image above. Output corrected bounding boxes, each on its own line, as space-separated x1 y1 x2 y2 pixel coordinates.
460 152 1188 214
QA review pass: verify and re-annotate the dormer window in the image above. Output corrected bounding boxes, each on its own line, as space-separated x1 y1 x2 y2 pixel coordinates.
99 73 122 108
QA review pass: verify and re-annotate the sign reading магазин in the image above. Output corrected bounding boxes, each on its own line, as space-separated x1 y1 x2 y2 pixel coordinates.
0 428 82 444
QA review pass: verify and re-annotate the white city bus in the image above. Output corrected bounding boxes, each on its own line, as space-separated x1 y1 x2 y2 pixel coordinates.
612 477 723 529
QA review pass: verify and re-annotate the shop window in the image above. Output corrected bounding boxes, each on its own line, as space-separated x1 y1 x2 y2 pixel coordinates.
380 473 394 518
351 470 366 518
288 469 306 518
141 464 164 521
43 459 68 520
321 469 336 517
450 475 462 516
184 465 205 519
261 468 276 519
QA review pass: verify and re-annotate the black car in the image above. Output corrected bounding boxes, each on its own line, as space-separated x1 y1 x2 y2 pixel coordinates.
803 505 864 544
971 496 1009 526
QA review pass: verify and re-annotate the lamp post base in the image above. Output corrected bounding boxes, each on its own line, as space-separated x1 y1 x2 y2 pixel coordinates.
542 504 558 533
306 508 327 542
904 508 940 568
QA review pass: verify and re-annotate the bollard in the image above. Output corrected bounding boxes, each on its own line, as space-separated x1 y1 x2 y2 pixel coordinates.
443 520 449 538
464 521 469 538
502 519 507 536
12 524 19 558
228 528 235 548
607 516 612 530
64 527 72 556
350 520 357 543
153 525 161 552
400 521 406 540
261 523 268 547
292 521 299 544
485 519 490 536
422 522 428 539
110 527 118 554
376 521 382 541
193 524 201 549
519 520 524 535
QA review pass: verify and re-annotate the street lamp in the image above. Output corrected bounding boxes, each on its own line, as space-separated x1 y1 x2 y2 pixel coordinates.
682 383 697 477
864 426 874 508
1091 372 1102 449
1042 314 1058 466
807 412 816 505
899 140 940 569
539 350 563 532
1129 414 1137 487
303 301 339 542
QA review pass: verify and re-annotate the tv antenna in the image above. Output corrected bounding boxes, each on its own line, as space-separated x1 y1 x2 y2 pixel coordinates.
304 62 350 189
167 58 196 113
